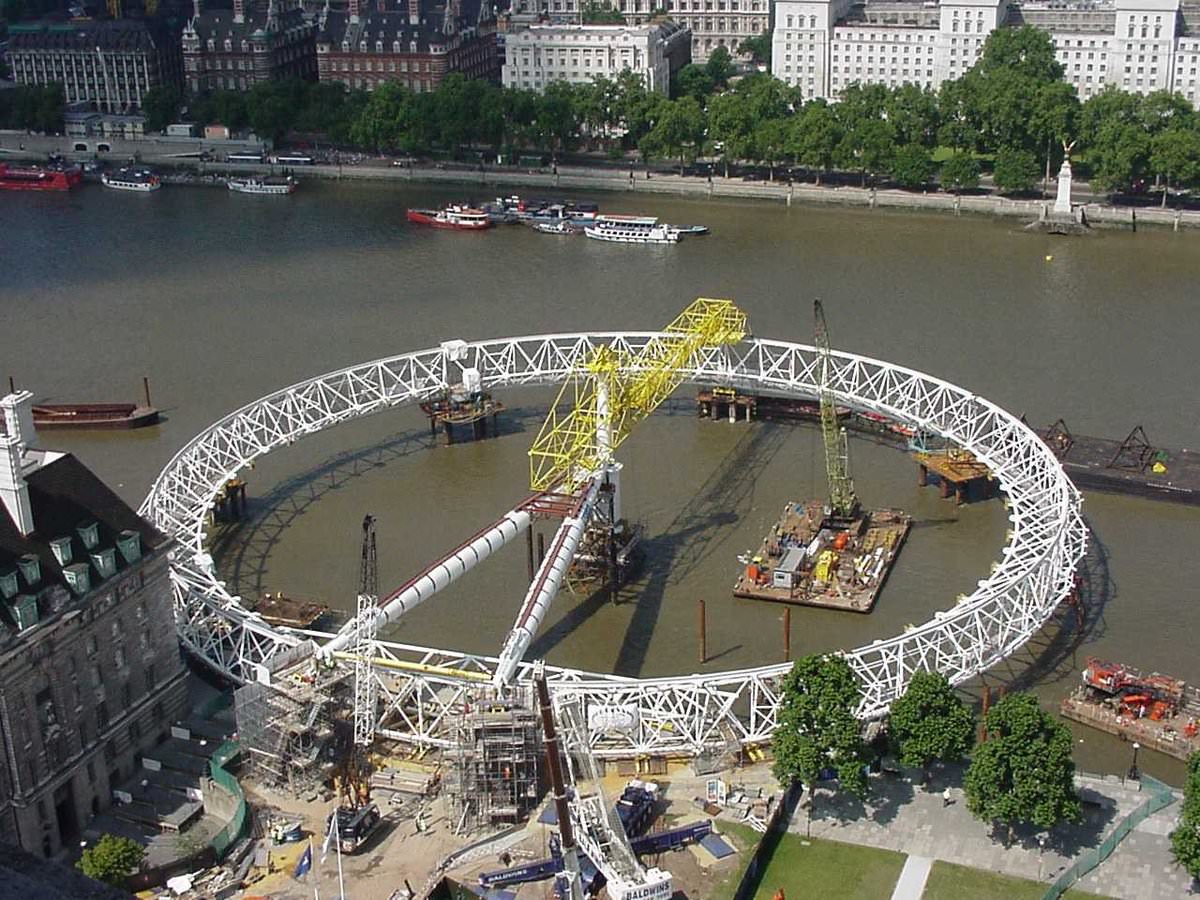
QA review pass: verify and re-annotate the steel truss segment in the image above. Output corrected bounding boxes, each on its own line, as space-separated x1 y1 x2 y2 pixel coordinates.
143 332 1085 754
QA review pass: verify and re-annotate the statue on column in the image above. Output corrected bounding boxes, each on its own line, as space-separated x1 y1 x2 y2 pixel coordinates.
1053 139 1077 216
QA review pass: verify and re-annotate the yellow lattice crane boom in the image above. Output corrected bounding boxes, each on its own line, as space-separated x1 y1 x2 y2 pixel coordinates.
529 298 748 492
814 299 857 518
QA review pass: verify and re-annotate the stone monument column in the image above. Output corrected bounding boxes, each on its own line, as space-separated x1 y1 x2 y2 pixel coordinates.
1053 139 1077 217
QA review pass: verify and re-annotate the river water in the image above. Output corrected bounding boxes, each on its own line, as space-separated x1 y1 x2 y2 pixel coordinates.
5 179 1199 781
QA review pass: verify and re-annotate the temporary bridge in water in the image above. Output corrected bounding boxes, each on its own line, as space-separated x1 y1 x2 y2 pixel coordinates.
140 316 1087 758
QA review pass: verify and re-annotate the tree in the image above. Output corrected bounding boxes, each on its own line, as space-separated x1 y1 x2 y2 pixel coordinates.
937 78 982 154
963 693 1081 846
772 653 870 801
246 78 305 142
752 117 788 180
888 671 975 778
707 90 754 176
705 46 736 89
141 85 182 133
974 24 1063 82
641 96 705 172
1151 126 1200 205
582 0 624 23
673 64 715 101
78 834 145 887
737 31 772 68
886 83 940 148
33 83 64 134
890 143 935 189
1172 752 1200 879
839 116 895 186
992 146 1040 194
940 154 981 193
788 100 841 184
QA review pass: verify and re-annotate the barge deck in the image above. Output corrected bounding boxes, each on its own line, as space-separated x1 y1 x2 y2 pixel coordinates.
732 500 910 613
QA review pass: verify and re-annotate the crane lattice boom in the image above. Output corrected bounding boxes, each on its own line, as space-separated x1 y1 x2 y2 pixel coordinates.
353 514 380 747
814 300 857 518
529 298 748 491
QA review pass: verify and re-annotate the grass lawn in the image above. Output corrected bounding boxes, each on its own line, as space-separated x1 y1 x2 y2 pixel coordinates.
922 861 1106 900
713 823 906 900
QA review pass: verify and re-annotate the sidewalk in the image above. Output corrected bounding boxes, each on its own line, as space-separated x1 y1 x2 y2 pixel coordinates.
785 765 1192 900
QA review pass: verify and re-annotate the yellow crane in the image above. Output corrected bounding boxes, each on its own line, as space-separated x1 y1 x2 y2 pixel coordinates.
529 298 748 492
814 299 857 519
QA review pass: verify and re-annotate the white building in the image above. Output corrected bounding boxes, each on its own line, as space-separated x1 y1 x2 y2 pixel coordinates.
772 0 1200 107
505 0 766 62
502 21 691 93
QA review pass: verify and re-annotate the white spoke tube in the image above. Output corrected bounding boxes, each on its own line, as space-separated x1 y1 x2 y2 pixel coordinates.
321 507 532 656
493 477 603 687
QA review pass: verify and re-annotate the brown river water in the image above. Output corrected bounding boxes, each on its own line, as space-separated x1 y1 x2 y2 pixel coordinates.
4 179 1199 780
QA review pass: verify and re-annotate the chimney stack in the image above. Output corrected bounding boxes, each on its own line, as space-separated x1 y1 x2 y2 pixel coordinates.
349 0 360 23
408 0 420 26
192 0 201 18
233 0 245 23
0 391 36 537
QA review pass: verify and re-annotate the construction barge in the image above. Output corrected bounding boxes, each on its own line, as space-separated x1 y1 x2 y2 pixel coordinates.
1038 420 1200 506
251 592 331 629
1060 658 1200 763
732 499 911 613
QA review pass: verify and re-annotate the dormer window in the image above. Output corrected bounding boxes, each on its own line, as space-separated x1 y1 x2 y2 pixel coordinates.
91 548 117 580
51 536 73 566
117 530 141 564
225 39 233 50
18 554 40 586
64 563 91 596
77 521 100 550
376 40 384 51
393 40 401 51
342 40 350 51
0 570 17 600
360 41 368 51
208 38 216 50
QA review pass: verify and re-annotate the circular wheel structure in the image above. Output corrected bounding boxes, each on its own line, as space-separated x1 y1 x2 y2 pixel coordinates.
142 333 1087 758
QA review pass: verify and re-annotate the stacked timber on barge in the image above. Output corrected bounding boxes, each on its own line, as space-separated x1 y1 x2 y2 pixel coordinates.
732 500 910 613
251 592 330 629
1038 420 1200 505
1060 657 1200 762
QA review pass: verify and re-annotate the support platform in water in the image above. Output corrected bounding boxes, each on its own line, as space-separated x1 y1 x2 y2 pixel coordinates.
732 500 910 613
420 391 504 444
914 449 999 504
1037 420 1200 505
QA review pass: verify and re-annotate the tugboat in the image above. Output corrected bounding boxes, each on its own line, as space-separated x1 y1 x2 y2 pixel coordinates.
0 162 83 192
227 175 297 195
406 204 492 230
102 168 162 192
584 215 680 245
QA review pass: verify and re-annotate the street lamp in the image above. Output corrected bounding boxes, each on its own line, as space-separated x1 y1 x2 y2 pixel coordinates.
1037 834 1047 879
1128 741 1141 781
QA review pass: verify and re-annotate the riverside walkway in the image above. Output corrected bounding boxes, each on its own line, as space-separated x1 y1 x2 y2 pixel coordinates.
789 765 1191 900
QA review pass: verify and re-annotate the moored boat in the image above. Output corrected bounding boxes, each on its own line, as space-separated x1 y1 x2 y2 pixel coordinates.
406 204 492 230
584 215 680 245
227 175 297 195
672 224 709 235
102 168 162 192
533 220 579 235
31 402 160 430
0 162 82 192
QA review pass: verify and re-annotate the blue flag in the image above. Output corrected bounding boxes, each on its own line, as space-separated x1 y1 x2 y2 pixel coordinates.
294 843 313 879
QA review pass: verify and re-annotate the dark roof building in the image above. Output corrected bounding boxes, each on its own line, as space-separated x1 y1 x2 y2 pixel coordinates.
182 0 317 93
6 19 182 114
0 391 188 860
315 0 499 91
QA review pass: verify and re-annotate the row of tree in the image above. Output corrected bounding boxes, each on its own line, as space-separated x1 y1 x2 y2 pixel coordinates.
0 83 65 134
773 655 1082 844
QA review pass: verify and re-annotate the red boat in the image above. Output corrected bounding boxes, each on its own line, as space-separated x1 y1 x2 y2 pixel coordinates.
32 403 159 430
406 204 491 230
0 163 83 192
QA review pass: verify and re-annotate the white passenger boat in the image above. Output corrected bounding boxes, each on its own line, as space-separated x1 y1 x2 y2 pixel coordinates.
583 215 680 244
227 176 297 195
101 168 161 192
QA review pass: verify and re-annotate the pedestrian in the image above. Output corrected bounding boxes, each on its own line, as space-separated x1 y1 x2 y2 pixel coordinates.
942 787 952 808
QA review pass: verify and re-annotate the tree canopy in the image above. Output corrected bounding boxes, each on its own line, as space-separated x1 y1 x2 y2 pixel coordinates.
889 671 975 773
1172 752 1200 879
77 834 145 887
963 692 1081 844
772 653 870 799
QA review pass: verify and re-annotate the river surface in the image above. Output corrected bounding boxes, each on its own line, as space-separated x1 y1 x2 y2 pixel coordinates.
5 179 1200 781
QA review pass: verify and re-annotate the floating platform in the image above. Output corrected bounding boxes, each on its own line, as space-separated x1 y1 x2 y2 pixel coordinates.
1037 421 1200 505
252 592 330 629
421 391 504 444
1059 658 1200 763
32 402 159 430
733 500 910 613
914 449 999 504
697 389 915 443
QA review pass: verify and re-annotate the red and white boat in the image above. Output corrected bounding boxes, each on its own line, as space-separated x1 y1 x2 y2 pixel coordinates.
0 163 83 192
406 204 492 230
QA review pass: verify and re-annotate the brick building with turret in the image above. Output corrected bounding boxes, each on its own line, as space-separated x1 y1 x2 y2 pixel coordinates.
182 0 317 93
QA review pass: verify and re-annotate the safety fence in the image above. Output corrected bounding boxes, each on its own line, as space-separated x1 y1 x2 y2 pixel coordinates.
208 741 251 860
1044 774 1177 900
729 781 804 900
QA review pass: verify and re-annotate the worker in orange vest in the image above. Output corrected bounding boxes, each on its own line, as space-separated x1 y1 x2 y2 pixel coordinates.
774 890 786 900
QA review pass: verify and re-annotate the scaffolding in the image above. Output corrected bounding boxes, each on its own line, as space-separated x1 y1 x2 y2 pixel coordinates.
445 691 541 835
234 645 353 795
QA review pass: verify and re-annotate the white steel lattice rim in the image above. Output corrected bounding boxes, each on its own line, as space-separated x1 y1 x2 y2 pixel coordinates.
141 333 1086 755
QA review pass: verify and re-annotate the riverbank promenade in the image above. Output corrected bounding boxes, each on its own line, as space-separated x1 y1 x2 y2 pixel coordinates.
790 765 1192 899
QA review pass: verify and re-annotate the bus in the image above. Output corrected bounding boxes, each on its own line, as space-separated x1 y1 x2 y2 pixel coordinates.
273 154 314 165
226 153 265 164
